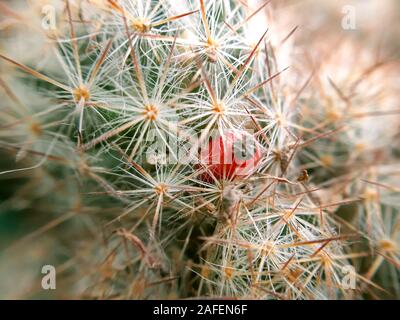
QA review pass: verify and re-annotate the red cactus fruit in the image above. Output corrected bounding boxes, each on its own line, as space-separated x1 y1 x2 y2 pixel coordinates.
199 130 261 181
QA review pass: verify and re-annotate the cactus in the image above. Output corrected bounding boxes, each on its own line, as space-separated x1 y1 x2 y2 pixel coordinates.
0 0 399 300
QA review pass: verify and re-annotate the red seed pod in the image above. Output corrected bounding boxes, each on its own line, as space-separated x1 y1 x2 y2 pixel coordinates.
199 130 261 181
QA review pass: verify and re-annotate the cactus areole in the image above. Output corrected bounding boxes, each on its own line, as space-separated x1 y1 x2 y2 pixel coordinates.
200 131 261 181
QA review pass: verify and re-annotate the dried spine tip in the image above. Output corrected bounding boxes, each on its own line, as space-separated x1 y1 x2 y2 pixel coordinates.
379 239 396 252
206 37 219 63
131 18 151 33
30 122 43 136
143 104 159 121
212 101 225 114
154 183 167 195
73 85 90 102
